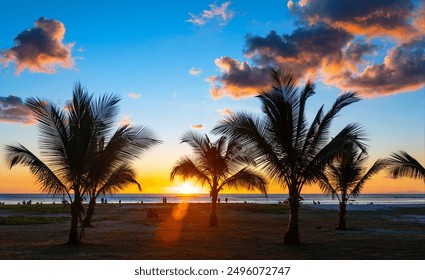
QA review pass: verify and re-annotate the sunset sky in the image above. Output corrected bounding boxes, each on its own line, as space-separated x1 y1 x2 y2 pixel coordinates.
0 0 424 194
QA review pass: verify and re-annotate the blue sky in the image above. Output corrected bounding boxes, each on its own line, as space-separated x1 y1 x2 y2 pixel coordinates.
0 0 424 194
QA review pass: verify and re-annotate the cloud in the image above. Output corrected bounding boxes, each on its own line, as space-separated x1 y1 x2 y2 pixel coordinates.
294 0 423 42
287 0 295 11
191 124 205 129
127 93 141 99
332 39 425 95
208 56 271 99
245 26 353 77
218 108 233 115
0 95 35 125
120 115 132 126
189 67 202 76
0 17 74 75
209 1 425 98
187 2 234 26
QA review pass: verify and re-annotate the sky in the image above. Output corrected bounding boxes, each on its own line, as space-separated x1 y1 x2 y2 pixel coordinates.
0 0 424 195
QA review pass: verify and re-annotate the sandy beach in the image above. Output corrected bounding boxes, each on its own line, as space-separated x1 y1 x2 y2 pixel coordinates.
0 203 424 259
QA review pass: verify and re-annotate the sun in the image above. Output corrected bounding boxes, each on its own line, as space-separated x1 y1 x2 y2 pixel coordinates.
178 183 202 195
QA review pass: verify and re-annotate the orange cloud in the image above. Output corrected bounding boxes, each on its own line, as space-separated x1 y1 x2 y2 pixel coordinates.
191 124 205 129
210 1 424 98
208 57 270 99
323 40 425 96
0 17 74 75
218 108 233 115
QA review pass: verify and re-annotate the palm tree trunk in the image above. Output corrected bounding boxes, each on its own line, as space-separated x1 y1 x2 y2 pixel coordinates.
336 201 347 230
83 197 96 227
209 190 218 227
68 200 81 245
283 194 300 245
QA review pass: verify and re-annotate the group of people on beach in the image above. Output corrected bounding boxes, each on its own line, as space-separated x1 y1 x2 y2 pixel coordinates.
216 197 228 203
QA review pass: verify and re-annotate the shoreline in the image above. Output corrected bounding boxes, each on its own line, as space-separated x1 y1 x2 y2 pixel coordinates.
0 192 423 206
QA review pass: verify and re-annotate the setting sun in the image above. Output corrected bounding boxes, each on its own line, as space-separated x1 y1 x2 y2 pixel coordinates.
177 183 202 195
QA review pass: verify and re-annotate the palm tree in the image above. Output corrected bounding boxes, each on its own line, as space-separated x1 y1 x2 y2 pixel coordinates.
388 151 425 182
170 131 267 226
213 69 365 245
82 165 140 227
82 113 161 226
5 83 160 244
319 142 389 230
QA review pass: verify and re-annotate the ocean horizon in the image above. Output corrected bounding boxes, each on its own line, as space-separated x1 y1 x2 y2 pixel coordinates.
0 193 424 205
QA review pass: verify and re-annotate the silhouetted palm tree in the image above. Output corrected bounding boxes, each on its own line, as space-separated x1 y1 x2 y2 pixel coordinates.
319 142 389 230
83 164 140 227
82 117 161 226
213 69 365 245
5 83 160 244
388 151 425 182
170 131 267 226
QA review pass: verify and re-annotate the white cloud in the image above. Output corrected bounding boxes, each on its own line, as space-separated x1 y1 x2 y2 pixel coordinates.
120 115 132 126
187 2 234 26
189 67 202 76
127 93 141 99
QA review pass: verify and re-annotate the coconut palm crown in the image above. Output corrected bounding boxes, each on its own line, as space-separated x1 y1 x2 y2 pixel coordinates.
319 142 389 229
170 131 267 226
213 69 366 245
5 83 161 244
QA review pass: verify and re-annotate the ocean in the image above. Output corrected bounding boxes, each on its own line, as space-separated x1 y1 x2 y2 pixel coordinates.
0 193 424 205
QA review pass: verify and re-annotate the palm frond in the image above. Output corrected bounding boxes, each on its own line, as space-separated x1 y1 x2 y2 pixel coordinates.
310 92 361 151
170 156 211 186
5 144 68 197
351 158 390 197
96 164 140 195
219 167 268 195
212 112 284 183
388 151 425 181
316 172 339 201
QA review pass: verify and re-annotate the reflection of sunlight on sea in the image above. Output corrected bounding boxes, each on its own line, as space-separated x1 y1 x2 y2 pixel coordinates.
156 203 189 244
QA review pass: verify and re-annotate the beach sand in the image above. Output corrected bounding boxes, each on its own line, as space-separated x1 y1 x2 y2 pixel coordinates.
0 203 424 259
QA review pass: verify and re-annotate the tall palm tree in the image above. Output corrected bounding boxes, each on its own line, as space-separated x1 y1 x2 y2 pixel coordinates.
319 142 389 230
5 83 160 244
213 69 365 245
170 131 267 226
388 151 425 182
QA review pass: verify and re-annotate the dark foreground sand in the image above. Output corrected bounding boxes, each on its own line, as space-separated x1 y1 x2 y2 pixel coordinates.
0 203 424 259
